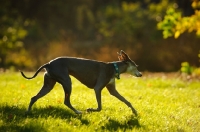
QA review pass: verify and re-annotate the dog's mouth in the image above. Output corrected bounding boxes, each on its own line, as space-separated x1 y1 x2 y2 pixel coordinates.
135 72 142 77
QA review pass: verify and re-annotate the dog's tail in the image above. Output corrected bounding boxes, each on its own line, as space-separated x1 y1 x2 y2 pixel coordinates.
20 63 49 79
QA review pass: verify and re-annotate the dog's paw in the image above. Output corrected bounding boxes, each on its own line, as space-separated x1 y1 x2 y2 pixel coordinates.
132 111 138 117
75 110 82 114
86 108 93 113
86 108 101 112
131 108 138 116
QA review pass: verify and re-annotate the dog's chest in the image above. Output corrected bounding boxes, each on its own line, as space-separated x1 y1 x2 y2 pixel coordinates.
108 78 115 84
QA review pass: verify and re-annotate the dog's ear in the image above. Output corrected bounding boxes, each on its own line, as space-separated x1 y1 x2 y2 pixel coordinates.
120 50 130 61
117 51 124 61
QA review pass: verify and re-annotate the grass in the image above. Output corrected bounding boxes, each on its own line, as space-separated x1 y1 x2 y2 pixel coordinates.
0 72 199 132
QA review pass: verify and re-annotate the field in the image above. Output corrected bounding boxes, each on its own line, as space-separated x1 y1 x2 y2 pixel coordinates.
0 72 200 132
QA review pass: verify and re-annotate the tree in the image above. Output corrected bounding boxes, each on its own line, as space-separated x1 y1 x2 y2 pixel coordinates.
158 0 200 75
157 0 200 39
0 0 28 69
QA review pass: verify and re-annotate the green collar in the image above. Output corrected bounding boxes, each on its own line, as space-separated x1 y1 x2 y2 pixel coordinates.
113 63 120 79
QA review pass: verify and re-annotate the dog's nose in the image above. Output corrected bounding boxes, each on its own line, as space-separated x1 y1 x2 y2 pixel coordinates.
138 72 142 77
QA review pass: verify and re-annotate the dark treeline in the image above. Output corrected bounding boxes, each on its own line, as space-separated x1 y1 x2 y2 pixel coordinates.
0 0 199 71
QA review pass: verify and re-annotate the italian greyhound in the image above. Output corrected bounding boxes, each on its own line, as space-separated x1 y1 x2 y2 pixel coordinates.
20 50 142 116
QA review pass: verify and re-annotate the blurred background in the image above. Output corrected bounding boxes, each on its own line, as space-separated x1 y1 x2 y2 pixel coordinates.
0 0 200 72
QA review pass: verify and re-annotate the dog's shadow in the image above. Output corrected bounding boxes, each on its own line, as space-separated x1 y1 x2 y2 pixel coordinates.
0 105 89 131
0 105 140 131
102 116 141 131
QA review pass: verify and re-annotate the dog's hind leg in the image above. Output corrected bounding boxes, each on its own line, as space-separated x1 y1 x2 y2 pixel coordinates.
106 83 138 116
26 73 56 113
60 76 82 114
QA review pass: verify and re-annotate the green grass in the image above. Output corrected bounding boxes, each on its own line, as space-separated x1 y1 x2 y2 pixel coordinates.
0 72 200 132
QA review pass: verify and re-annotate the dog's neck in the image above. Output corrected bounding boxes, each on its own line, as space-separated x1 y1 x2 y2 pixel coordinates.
113 61 128 75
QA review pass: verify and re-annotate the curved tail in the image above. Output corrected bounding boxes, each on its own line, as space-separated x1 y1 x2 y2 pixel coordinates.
20 63 49 79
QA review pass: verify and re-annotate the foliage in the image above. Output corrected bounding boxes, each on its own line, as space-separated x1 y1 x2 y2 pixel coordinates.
98 2 144 39
1 0 200 71
0 72 200 131
0 20 27 67
180 62 194 74
97 1 171 45
158 0 200 38
157 0 200 73
180 51 200 76
0 0 32 69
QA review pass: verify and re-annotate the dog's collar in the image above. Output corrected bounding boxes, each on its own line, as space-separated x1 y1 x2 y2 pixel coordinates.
113 63 120 79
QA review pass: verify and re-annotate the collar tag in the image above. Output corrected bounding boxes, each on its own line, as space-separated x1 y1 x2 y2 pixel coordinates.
113 63 120 79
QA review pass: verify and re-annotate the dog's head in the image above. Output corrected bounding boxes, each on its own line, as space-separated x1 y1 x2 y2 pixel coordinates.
118 50 142 77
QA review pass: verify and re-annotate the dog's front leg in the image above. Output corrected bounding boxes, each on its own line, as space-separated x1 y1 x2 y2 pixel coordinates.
87 86 103 112
95 88 103 111
106 83 138 116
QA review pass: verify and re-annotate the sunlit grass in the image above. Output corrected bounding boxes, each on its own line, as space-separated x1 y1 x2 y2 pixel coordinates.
0 72 199 132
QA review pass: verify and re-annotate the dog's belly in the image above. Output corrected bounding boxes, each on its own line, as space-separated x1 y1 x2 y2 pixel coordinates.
72 75 96 88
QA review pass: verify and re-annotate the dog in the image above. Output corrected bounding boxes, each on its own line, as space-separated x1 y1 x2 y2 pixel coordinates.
21 50 142 116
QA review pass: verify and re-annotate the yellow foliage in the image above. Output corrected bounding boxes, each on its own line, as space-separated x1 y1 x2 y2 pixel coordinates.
192 1 200 9
158 5 200 39
174 31 180 38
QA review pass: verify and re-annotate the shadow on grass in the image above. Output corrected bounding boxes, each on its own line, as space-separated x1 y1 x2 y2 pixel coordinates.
101 116 141 131
0 104 89 132
0 104 141 131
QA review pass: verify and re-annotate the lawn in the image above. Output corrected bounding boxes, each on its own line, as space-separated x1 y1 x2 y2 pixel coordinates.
0 72 199 132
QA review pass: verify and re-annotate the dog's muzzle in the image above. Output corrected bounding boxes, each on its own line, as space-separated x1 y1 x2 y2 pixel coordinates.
136 72 142 77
